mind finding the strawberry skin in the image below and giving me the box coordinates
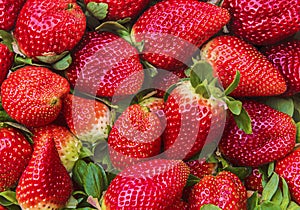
[102,159,190,209]
[219,100,296,167]
[0,43,14,86]
[189,171,247,210]
[1,66,70,127]
[0,0,26,31]
[222,0,300,45]
[14,0,86,59]
[275,148,300,205]
[185,159,217,179]
[0,127,32,192]
[131,0,230,71]
[261,39,300,96]
[244,168,263,193]
[16,131,72,209]
[65,31,144,97]
[201,35,287,97]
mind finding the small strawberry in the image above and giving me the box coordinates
[0,127,32,192]
[185,159,217,179]
[0,43,14,86]
[1,66,70,127]
[16,130,72,209]
[62,94,112,144]
[32,124,82,172]
[219,100,296,167]
[13,0,86,60]
[108,104,162,170]
[222,0,300,45]
[261,39,300,96]
[0,0,26,31]
[189,171,247,210]
[201,35,287,97]
[65,31,144,98]
[102,159,190,209]
[275,147,300,205]
[244,168,264,193]
[131,0,230,70]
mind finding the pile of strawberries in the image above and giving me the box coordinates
[0,0,299,209]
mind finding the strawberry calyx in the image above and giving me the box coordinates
[86,2,108,21]
[0,30,13,52]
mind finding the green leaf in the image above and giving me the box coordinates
[0,191,18,206]
[200,204,222,210]
[287,201,300,210]
[296,122,300,143]
[247,191,259,210]
[14,55,33,66]
[267,162,275,178]
[281,177,291,210]
[226,98,242,115]
[224,70,240,96]
[271,188,283,206]
[0,110,14,122]
[3,122,33,135]
[83,163,106,199]
[223,165,251,180]
[72,160,88,187]
[64,196,78,209]
[0,30,14,51]
[260,201,281,210]
[96,21,131,43]
[87,2,108,20]
[52,53,72,70]
[185,174,201,187]
[190,61,214,88]
[195,82,210,98]
[36,51,69,64]
[79,146,94,159]
[264,97,294,117]
[261,173,279,202]
[233,107,252,134]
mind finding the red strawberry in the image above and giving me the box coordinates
[32,124,82,172]
[16,130,72,209]
[244,168,264,193]
[275,147,300,205]
[62,94,112,144]
[108,104,162,170]
[222,0,300,45]
[139,96,166,124]
[0,43,14,86]
[261,39,300,96]
[219,100,296,167]
[0,0,26,31]
[201,35,287,97]
[166,199,189,210]
[102,159,190,209]
[185,159,217,179]
[84,0,150,21]
[1,66,70,127]
[13,0,86,60]
[0,205,6,210]
[131,0,230,71]
[189,171,247,210]
[65,31,144,98]
[0,127,32,192]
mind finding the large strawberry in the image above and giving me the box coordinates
[0,127,32,192]
[102,159,190,209]
[201,35,287,97]
[16,130,72,209]
[1,66,70,127]
[65,31,144,98]
[275,147,300,205]
[222,0,300,45]
[0,43,14,86]
[13,0,86,60]
[0,0,26,31]
[189,171,247,210]
[261,39,300,96]
[219,100,296,167]
[131,0,230,71]
[108,104,162,170]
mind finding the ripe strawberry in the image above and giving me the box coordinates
[222,0,300,45]
[1,66,70,127]
[0,205,6,210]
[139,96,166,123]
[0,127,32,192]
[108,104,162,170]
[244,168,263,193]
[65,31,144,98]
[219,100,296,167]
[261,39,300,96]
[275,147,300,205]
[84,0,150,21]
[32,124,82,172]
[16,131,72,209]
[189,171,247,210]
[13,0,86,59]
[62,94,112,144]
[102,159,190,209]
[0,43,14,86]
[166,199,188,210]
[131,0,230,71]
[201,35,287,97]
[0,0,26,31]
[185,159,217,179]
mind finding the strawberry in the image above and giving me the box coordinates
[261,39,300,96]
[139,96,165,121]
[1,66,70,127]
[0,205,6,210]
[32,124,82,172]
[13,0,86,60]
[185,159,217,179]
[275,147,300,205]
[219,100,296,167]
[244,168,263,193]
[201,35,287,97]
[189,171,247,210]
[0,0,26,31]
[102,159,190,209]
[131,0,230,71]
[65,31,144,98]
[222,0,300,45]
[0,127,32,192]
[0,43,14,86]
[166,199,189,210]
[108,104,162,170]
[16,130,72,209]
[62,94,112,144]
